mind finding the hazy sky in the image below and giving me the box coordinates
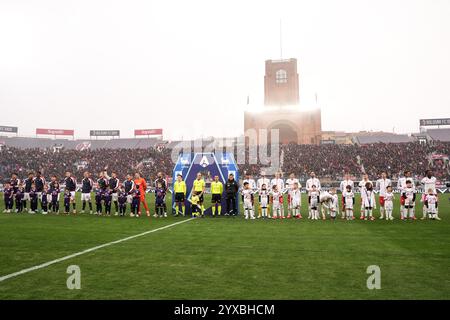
[0,0,449,140]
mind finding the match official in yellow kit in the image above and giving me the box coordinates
[193,172,206,216]
[173,174,186,216]
[210,175,223,216]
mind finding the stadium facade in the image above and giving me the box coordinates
[244,58,322,145]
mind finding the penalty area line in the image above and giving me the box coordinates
[0,218,195,283]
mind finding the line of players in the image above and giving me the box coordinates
[236,170,440,221]
[2,170,168,218]
[2,169,441,220]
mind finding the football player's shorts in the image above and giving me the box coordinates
[379,196,385,206]
[344,202,354,210]
[291,199,301,208]
[175,192,185,202]
[112,192,118,202]
[81,193,91,201]
[23,193,31,201]
[211,194,221,203]
[421,193,427,202]
[70,191,76,200]
[385,201,393,210]
[243,200,253,209]
[260,198,268,208]
[272,202,281,210]
[198,194,204,203]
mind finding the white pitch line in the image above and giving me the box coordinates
[0,218,195,283]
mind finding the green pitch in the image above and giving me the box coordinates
[0,192,449,300]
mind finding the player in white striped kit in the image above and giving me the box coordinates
[270,185,283,219]
[340,173,354,219]
[424,188,438,220]
[376,172,391,220]
[241,182,255,220]
[358,174,372,220]
[258,184,270,219]
[384,186,395,221]
[271,172,285,218]
[309,185,320,220]
[343,185,355,220]
[289,182,302,219]
[320,188,339,220]
[286,173,300,218]
[257,172,271,218]
[306,172,321,219]
[420,170,440,220]
[401,179,416,220]
[397,170,415,219]
[361,182,376,220]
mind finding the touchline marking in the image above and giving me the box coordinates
[0,218,195,283]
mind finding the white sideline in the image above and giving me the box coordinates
[0,218,194,283]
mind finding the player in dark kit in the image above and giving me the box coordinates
[154,172,168,215]
[41,185,49,214]
[3,182,14,213]
[81,171,94,214]
[23,172,34,212]
[104,188,113,216]
[117,186,128,216]
[155,182,166,218]
[33,171,46,212]
[49,183,60,214]
[95,189,103,215]
[123,174,136,214]
[29,183,38,214]
[97,172,109,191]
[131,188,141,217]
[10,173,20,212]
[64,171,77,214]
[15,185,24,213]
[63,190,71,214]
[107,171,120,215]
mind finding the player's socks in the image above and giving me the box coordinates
[218,205,221,216]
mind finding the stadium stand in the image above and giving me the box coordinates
[353,132,414,145]
[1,141,449,183]
[425,128,450,142]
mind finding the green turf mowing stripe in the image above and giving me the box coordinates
[0,218,194,283]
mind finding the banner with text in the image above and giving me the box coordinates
[134,129,163,136]
[0,126,18,133]
[420,118,450,126]
[90,130,120,137]
[36,128,74,136]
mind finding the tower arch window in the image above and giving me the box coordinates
[275,69,287,84]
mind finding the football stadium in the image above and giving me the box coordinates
[1,0,449,314]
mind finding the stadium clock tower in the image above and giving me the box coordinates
[244,58,322,145]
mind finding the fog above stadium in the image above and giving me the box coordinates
[0,0,449,140]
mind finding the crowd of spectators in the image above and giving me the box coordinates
[1,141,449,184]
[281,141,450,181]
[0,147,173,183]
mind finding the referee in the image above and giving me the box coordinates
[192,172,206,216]
[210,175,223,216]
[173,174,186,216]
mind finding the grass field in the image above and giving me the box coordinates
[0,192,449,300]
